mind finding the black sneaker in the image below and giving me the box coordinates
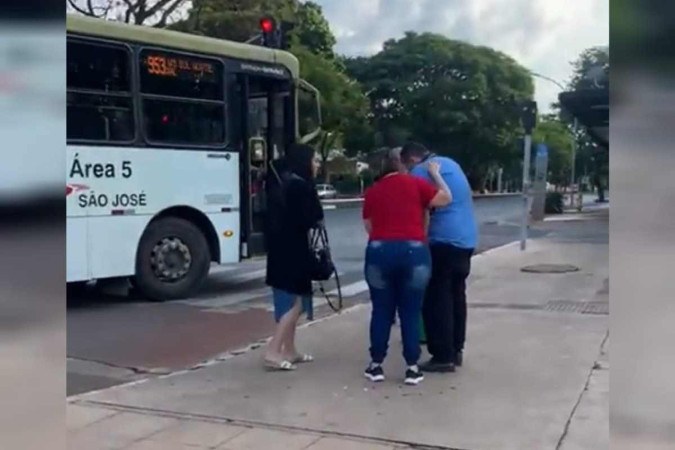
[364,364,385,382]
[404,366,424,385]
[419,358,455,373]
[455,350,463,367]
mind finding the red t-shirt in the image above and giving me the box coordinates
[363,173,438,241]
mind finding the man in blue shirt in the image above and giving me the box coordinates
[401,142,477,373]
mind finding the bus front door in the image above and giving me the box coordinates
[238,75,293,258]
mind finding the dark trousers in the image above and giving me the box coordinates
[365,241,431,366]
[423,243,473,363]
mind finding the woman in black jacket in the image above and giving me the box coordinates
[264,144,323,370]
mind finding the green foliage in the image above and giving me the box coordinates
[533,116,574,187]
[345,32,534,189]
[545,192,565,214]
[360,169,375,186]
[292,2,336,59]
[170,0,297,41]
[553,46,609,195]
[170,0,335,57]
[293,47,370,138]
[332,173,372,196]
[568,46,609,91]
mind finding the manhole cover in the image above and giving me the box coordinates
[521,264,580,273]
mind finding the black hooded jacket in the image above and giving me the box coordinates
[264,159,324,295]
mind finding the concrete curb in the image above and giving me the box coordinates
[322,193,521,209]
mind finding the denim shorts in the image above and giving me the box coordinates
[271,288,313,323]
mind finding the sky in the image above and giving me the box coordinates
[313,0,609,112]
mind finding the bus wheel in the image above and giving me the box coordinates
[134,217,210,301]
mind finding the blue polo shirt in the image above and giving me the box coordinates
[411,155,478,249]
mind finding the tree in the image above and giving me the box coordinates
[293,46,372,171]
[169,0,297,42]
[67,0,189,27]
[315,130,338,182]
[569,46,609,91]
[292,2,336,60]
[170,0,336,58]
[555,46,609,200]
[345,32,534,189]
[532,116,574,188]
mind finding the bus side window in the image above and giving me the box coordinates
[138,49,226,148]
[66,39,134,143]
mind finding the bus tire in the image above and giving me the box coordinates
[134,217,210,301]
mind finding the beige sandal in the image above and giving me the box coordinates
[264,359,296,371]
[292,354,314,364]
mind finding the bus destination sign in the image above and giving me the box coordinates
[143,53,215,78]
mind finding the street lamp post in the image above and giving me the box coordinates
[529,71,578,207]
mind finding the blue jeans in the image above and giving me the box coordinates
[271,288,313,323]
[365,240,431,366]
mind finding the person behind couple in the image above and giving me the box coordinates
[362,148,452,385]
[263,144,323,371]
[401,142,478,373]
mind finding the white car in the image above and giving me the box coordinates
[316,184,337,199]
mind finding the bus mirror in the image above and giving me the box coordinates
[297,79,321,144]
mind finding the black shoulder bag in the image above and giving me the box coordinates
[310,223,343,313]
[309,224,335,281]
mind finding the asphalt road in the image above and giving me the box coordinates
[67,195,546,397]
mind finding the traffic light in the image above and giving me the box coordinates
[519,100,538,133]
[260,17,278,48]
[279,21,296,50]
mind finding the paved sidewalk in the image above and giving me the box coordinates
[68,404,407,449]
[69,210,608,450]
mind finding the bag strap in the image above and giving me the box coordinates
[269,160,283,185]
[310,224,331,255]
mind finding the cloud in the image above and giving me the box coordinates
[315,0,609,111]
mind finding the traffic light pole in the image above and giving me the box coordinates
[518,100,537,251]
[570,118,578,208]
[520,133,532,251]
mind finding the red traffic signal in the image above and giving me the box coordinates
[260,17,279,47]
[260,17,276,34]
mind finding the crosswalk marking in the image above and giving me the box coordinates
[329,280,369,298]
[210,268,352,286]
[228,268,267,283]
[191,280,369,311]
[208,265,243,275]
[181,287,270,308]
[177,266,370,311]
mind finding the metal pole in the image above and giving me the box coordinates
[570,118,578,208]
[520,134,532,251]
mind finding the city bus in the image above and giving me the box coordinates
[66,15,321,300]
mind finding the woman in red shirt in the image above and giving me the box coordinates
[362,149,451,385]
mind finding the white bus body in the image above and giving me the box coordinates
[66,146,240,282]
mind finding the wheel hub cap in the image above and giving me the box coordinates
[151,237,192,282]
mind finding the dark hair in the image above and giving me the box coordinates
[400,141,430,163]
[285,143,316,180]
[378,148,402,178]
